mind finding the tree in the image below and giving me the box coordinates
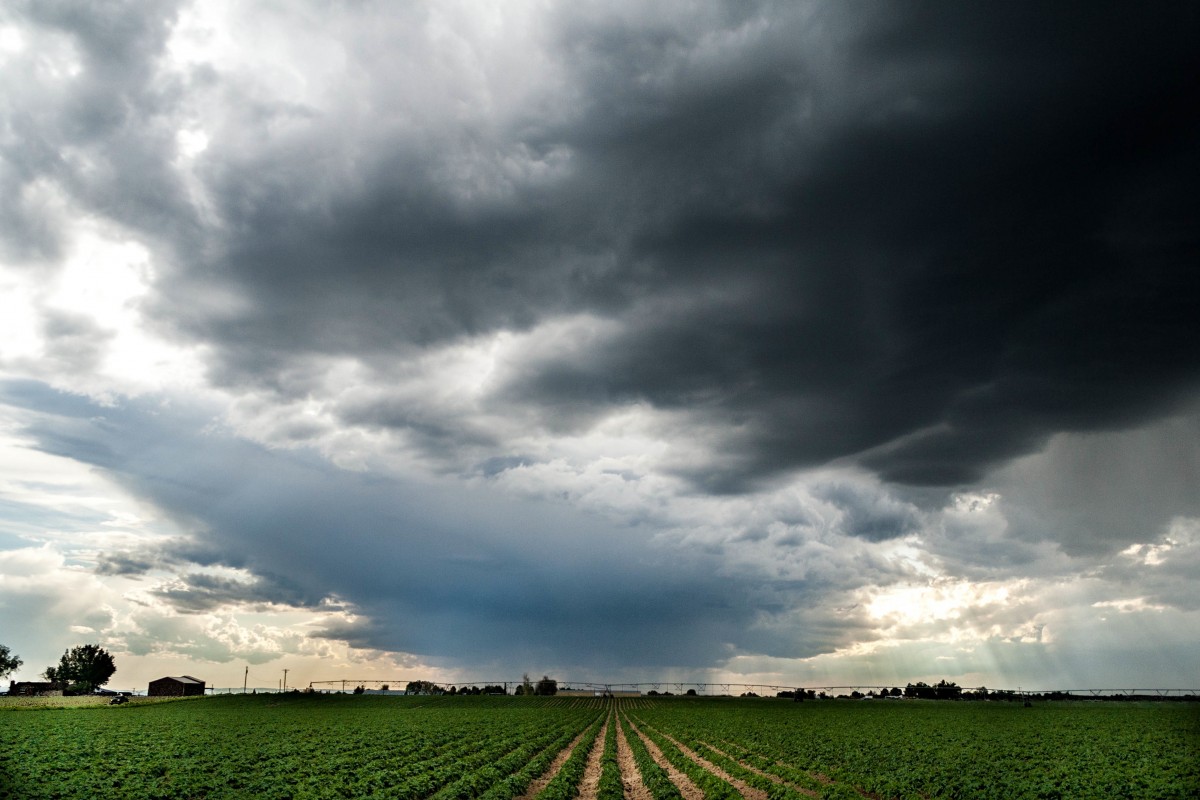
[905,680,961,700]
[534,675,557,696]
[405,680,441,695]
[934,680,961,700]
[0,644,21,679]
[44,644,116,694]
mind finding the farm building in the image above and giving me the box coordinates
[148,675,206,697]
[7,681,60,696]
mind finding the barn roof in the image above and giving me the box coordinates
[155,675,204,684]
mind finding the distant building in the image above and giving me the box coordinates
[8,681,60,696]
[148,676,206,697]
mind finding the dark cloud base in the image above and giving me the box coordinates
[3,381,874,671]
[6,2,1199,492]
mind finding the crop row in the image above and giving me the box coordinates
[0,694,601,799]
[619,712,682,800]
[633,698,1200,799]
[633,716,823,800]
[530,714,605,800]
[595,711,623,800]
[3,694,1196,799]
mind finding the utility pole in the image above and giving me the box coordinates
[243,666,248,694]
[283,669,289,691]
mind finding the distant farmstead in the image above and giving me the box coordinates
[8,681,60,696]
[148,676,206,697]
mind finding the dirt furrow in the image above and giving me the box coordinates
[576,715,610,800]
[623,716,703,800]
[516,725,593,800]
[699,742,819,798]
[640,726,765,800]
[616,714,654,800]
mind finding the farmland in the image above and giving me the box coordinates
[1,694,1196,799]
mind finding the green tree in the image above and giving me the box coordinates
[934,679,961,700]
[534,675,557,696]
[0,644,21,679]
[404,680,442,695]
[43,644,116,694]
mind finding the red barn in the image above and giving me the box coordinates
[148,675,206,697]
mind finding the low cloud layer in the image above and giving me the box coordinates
[1,1,1198,688]
[4,380,1197,686]
[0,382,906,671]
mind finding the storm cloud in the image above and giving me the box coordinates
[1,1,1198,688]
[7,1,1197,491]
[1,380,891,671]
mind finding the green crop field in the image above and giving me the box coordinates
[1,693,1196,799]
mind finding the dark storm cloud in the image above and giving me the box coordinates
[988,412,1200,557]
[3,381,874,669]
[499,1,1200,490]
[94,552,160,576]
[6,1,1200,690]
[809,481,921,542]
[7,1,1200,497]
[150,571,320,613]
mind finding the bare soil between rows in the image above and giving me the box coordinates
[615,715,653,800]
[645,726,767,800]
[516,723,594,800]
[700,741,820,798]
[576,715,610,800]
[623,714,703,800]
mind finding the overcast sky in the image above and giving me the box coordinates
[2,1,1198,693]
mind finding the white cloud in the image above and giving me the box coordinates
[1092,597,1168,614]
[0,545,122,671]
[0,216,207,400]
[0,420,170,550]
[864,578,1032,631]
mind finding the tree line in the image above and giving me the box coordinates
[391,674,558,696]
